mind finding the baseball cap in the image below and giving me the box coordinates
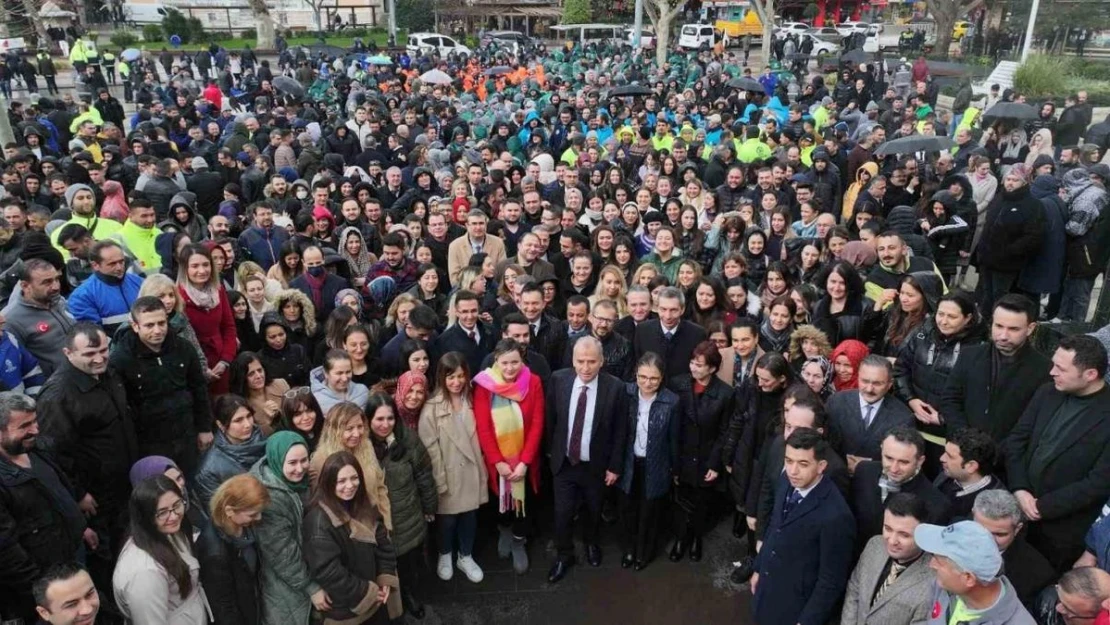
[914,521,1002,582]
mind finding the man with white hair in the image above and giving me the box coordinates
[971,490,1056,606]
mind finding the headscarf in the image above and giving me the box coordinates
[265,431,309,492]
[803,355,836,397]
[830,339,871,391]
[840,241,878,270]
[129,455,180,487]
[394,371,427,431]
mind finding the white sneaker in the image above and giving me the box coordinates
[436,553,453,581]
[456,554,484,583]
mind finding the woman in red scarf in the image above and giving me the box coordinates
[830,339,871,391]
[394,371,427,431]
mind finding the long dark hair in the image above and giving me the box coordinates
[128,475,193,597]
[433,351,471,401]
[309,450,378,525]
[229,351,268,397]
[279,388,325,443]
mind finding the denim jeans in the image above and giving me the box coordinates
[437,509,477,556]
[1059,276,1096,321]
[0,80,11,99]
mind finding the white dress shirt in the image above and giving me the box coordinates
[634,393,656,458]
[859,395,885,429]
[567,376,599,462]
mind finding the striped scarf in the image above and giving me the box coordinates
[473,364,532,516]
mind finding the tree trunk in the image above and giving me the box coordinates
[655,9,672,67]
[927,0,958,59]
[21,0,50,45]
[247,0,276,50]
[748,0,775,67]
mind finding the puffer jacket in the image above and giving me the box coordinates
[1063,168,1110,278]
[193,427,267,512]
[250,458,319,625]
[373,420,437,556]
[144,174,183,221]
[974,185,1045,273]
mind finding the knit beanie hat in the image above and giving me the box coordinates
[64,183,94,208]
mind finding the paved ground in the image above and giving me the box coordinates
[411,513,753,624]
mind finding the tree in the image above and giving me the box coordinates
[3,0,51,46]
[923,0,986,58]
[746,0,776,68]
[303,0,328,33]
[245,0,276,50]
[642,0,684,66]
[562,0,591,25]
[395,0,435,32]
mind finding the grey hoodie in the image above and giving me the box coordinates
[925,577,1036,625]
[309,365,370,415]
[6,295,76,378]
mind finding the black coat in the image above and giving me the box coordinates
[671,375,736,486]
[727,385,784,506]
[613,312,656,343]
[1006,384,1110,567]
[290,273,348,325]
[258,342,311,388]
[109,328,212,447]
[633,319,707,383]
[849,460,951,544]
[751,434,851,538]
[753,473,856,625]
[186,170,226,219]
[618,384,680,500]
[432,322,497,380]
[545,369,628,478]
[811,296,871,347]
[35,360,136,516]
[827,390,914,461]
[564,330,633,379]
[529,315,567,371]
[196,523,263,625]
[939,343,1050,444]
[975,185,1045,273]
[893,319,983,415]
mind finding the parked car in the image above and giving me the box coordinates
[836,21,871,37]
[678,23,717,49]
[806,26,843,42]
[625,25,656,48]
[775,22,810,39]
[480,30,534,52]
[406,32,472,56]
[803,33,840,56]
[952,20,973,40]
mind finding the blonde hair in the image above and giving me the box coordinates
[209,473,270,536]
[311,402,393,529]
[591,265,629,316]
[385,292,419,327]
[788,325,833,362]
[457,267,484,294]
[236,261,266,289]
[632,263,659,286]
[139,273,184,314]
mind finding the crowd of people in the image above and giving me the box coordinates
[4,26,1110,625]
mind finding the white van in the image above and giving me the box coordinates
[406,33,472,57]
[678,24,716,49]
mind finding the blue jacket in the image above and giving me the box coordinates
[67,272,144,335]
[238,224,290,271]
[617,383,680,499]
[754,473,856,625]
[0,331,45,396]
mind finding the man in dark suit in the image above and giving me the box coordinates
[841,493,935,625]
[827,355,914,474]
[479,312,551,379]
[614,286,657,342]
[751,428,856,625]
[633,286,706,383]
[850,426,951,545]
[518,283,566,368]
[971,489,1057,607]
[563,299,632,378]
[545,336,627,583]
[940,294,1050,446]
[498,232,556,281]
[431,290,495,376]
[1006,335,1110,572]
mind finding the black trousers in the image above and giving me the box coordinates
[553,461,604,559]
[396,548,423,603]
[619,458,665,561]
[673,483,712,540]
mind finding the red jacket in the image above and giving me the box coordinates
[203,84,222,111]
[179,284,238,395]
[473,373,545,495]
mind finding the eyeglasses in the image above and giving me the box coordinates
[284,386,311,399]
[591,316,617,326]
[155,499,188,522]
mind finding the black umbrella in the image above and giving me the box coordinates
[609,84,653,97]
[839,49,873,65]
[484,66,513,76]
[727,76,764,91]
[273,76,305,97]
[308,44,347,59]
[981,102,1040,123]
[875,135,954,156]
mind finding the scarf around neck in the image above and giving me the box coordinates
[181,281,220,311]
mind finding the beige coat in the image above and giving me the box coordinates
[447,234,506,286]
[418,393,489,515]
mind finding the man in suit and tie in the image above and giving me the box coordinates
[827,355,914,474]
[614,286,657,342]
[432,290,496,376]
[841,493,935,625]
[851,426,951,544]
[1006,335,1110,572]
[751,428,855,625]
[546,336,628,583]
[633,286,706,383]
[480,313,552,379]
[517,283,566,369]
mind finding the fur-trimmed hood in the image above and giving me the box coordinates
[273,288,317,336]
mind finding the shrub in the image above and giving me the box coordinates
[161,8,192,43]
[348,27,369,38]
[562,0,591,24]
[1014,55,1069,98]
[142,24,163,42]
[240,28,258,40]
[110,31,139,48]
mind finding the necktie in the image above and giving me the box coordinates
[467,329,476,343]
[863,403,875,428]
[531,323,539,339]
[782,488,803,520]
[873,560,907,606]
[568,385,588,465]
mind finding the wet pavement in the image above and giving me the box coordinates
[409,512,753,624]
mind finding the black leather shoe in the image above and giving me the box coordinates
[634,559,649,571]
[732,511,747,539]
[548,557,575,583]
[668,539,686,562]
[621,552,635,569]
[403,594,425,620]
[689,537,703,562]
[730,557,755,584]
[586,544,602,567]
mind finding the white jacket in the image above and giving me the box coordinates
[113,535,210,625]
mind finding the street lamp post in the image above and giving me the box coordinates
[1020,0,1039,61]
